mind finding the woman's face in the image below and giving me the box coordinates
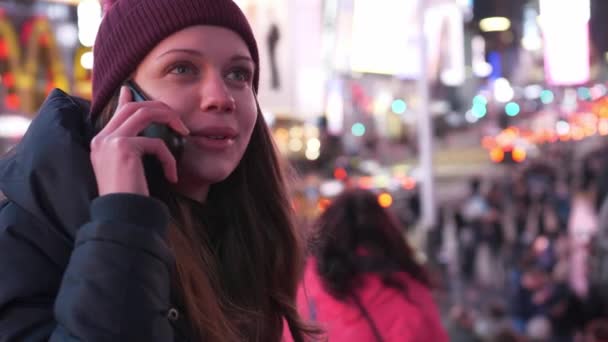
[132,25,257,200]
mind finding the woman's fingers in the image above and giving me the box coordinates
[112,107,189,138]
[131,137,179,183]
[98,87,187,137]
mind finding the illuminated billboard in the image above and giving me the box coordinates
[540,0,590,85]
[346,0,465,85]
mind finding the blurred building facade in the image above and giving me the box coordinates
[1,0,608,180]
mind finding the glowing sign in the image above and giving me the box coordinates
[0,15,70,113]
[540,0,590,85]
[349,0,465,83]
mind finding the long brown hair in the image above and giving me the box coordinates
[96,94,317,341]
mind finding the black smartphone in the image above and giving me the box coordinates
[124,81,185,198]
[124,80,185,159]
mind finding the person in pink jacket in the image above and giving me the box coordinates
[294,189,448,342]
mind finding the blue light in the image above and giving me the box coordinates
[352,123,366,137]
[472,95,488,107]
[577,87,591,100]
[540,90,554,104]
[472,104,487,118]
[505,102,520,116]
[391,99,407,114]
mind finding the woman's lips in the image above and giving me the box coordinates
[189,126,237,150]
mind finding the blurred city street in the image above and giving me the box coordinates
[3,0,608,341]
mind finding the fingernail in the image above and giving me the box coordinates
[181,123,190,135]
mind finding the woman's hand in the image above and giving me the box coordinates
[90,86,189,196]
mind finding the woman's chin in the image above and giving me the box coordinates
[198,166,235,183]
[176,167,234,191]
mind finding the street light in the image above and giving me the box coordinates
[479,17,511,32]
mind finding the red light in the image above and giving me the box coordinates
[334,167,348,180]
[0,40,7,59]
[46,82,56,95]
[2,73,15,88]
[39,35,48,47]
[402,177,416,190]
[318,198,331,212]
[21,21,33,45]
[5,93,20,109]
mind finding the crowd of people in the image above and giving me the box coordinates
[437,140,608,342]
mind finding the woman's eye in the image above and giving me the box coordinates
[226,68,252,82]
[170,64,196,75]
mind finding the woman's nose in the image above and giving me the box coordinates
[199,72,236,113]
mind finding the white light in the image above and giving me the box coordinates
[289,126,304,138]
[288,139,303,152]
[427,3,466,86]
[326,88,344,135]
[556,120,570,135]
[522,7,542,51]
[540,0,590,25]
[350,0,420,76]
[562,88,578,112]
[45,3,70,20]
[471,36,493,77]
[465,110,478,123]
[524,85,543,99]
[479,17,511,32]
[540,0,591,85]
[319,180,345,197]
[80,51,94,70]
[473,62,493,78]
[446,112,465,126]
[55,23,79,47]
[494,78,514,103]
[430,100,450,114]
[44,0,83,4]
[232,0,248,10]
[373,91,393,114]
[307,138,321,151]
[262,110,275,127]
[522,35,542,51]
[591,84,607,99]
[441,69,464,86]
[77,0,102,48]
[0,115,32,139]
[304,124,320,138]
[305,149,320,160]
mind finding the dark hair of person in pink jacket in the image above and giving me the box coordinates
[296,189,449,342]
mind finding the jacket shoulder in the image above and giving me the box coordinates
[0,199,72,274]
[40,89,91,116]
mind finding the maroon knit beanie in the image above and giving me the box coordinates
[90,0,259,117]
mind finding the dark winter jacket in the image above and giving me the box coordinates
[0,89,188,341]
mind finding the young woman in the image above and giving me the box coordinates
[296,189,448,342]
[0,0,314,340]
